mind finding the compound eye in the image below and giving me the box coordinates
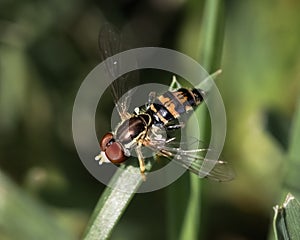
[106,142,127,163]
[100,133,114,151]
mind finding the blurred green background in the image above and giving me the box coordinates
[1,0,300,239]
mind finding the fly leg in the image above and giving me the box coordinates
[169,75,182,91]
[135,144,146,181]
[166,122,185,130]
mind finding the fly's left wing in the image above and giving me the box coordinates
[98,22,139,120]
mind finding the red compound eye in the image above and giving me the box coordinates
[100,133,114,151]
[105,142,127,163]
[99,132,127,163]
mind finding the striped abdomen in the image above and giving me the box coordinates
[146,88,205,125]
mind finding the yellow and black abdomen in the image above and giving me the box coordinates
[146,88,205,126]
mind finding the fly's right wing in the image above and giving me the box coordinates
[160,142,235,182]
[147,131,235,182]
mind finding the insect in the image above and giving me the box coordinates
[95,23,234,182]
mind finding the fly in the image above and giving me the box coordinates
[95,23,234,182]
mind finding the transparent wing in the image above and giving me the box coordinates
[163,146,234,182]
[147,132,235,182]
[98,22,138,120]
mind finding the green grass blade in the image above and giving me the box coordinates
[82,165,145,240]
[181,0,225,237]
[166,175,190,240]
[167,0,225,240]
[178,174,201,240]
[283,97,300,200]
[269,98,300,240]
[200,0,225,71]
[273,193,300,240]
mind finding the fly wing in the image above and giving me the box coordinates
[98,22,138,120]
[148,136,235,182]
[178,154,235,182]
[164,147,234,182]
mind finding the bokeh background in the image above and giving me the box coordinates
[1,0,300,239]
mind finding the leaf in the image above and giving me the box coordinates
[82,165,145,240]
[273,193,300,240]
[271,96,300,239]
[167,0,226,240]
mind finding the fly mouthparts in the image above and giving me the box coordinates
[95,153,103,165]
[95,154,101,161]
[95,152,111,165]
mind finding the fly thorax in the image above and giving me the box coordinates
[115,116,148,148]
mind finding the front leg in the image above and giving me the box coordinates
[135,144,146,181]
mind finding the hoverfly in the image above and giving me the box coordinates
[95,23,234,182]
